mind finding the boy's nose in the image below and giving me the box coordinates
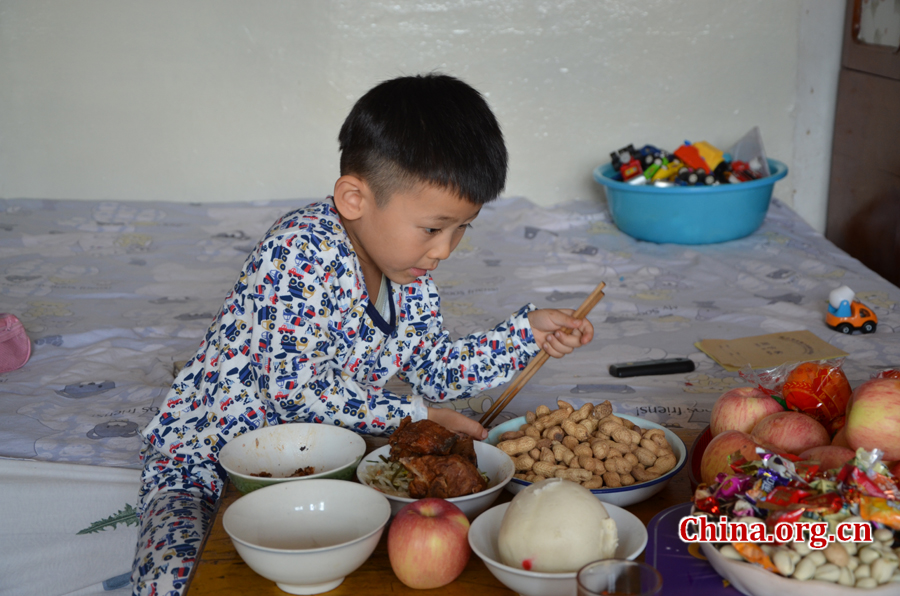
[428,237,454,261]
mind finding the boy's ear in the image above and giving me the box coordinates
[333,175,373,221]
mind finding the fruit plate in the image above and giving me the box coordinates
[700,542,899,596]
[688,425,712,491]
[487,414,686,507]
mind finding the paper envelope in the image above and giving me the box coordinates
[695,330,848,372]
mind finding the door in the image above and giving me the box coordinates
[826,0,900,287]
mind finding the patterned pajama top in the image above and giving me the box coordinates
[131,199,539,595]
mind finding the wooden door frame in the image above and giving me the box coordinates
[842,0,900,79]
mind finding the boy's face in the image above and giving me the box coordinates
[349,183,481,287]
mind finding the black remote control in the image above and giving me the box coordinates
[608,357,695,378]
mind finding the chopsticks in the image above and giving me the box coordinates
[479,281,606,428]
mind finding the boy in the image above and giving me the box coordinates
[131,73,594,595]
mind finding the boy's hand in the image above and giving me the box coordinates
[427,407,488,440]
[527,308,594,358]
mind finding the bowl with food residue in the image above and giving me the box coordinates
[356,418,515,519]
[220,423,366,494]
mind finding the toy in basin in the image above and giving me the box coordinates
[222,479,390,595]
[218,423,366,494]
[592,158,788,244]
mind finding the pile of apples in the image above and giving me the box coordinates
[700,365,900,484]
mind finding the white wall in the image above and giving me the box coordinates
[0,0,843,231]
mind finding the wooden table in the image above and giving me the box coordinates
[188,428,700,596]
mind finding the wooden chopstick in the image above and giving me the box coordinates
[479,281,606,427]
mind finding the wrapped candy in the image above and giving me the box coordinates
[874,369,900,380]
[693,446,899,541]
[859,496,900,529]
[692,446,900,586]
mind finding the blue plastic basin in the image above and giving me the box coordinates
[592,158,788,244]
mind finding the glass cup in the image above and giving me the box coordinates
[576,559,662,596]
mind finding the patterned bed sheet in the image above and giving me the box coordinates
[2,196,899,470]
[1,195,899,596]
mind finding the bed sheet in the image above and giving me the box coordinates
[2,196,900,468]
[1,195,899,596]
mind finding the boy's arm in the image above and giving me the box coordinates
[396,272,596,402]
[273,359,429,432]
[398,300,542,401]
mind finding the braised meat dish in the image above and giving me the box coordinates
[401,454,487,498]
[388,417,458,459]
[387,417,486,498]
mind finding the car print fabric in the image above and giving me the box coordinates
[131,199,539,595]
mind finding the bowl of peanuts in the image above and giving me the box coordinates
[486,400,687,508]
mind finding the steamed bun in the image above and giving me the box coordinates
[497,478,618,573]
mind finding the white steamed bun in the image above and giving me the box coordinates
[497,478,618,573]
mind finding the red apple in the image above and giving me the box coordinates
[798,445,855,471]
[387,498,470,589]
[845,378,900,460]
[831,426,850,448]
[710,387,784,437]
[700,430,762,485]
[887,461,900,478]
[750,411,830,455]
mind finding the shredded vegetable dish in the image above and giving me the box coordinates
[361,455,413,497]
[361,454,491,498]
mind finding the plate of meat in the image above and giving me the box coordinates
[356,418,515,520]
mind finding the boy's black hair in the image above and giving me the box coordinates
[338,73,507,205]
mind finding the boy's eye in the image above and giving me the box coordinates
[424,228,440,235]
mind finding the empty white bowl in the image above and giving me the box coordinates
[356,440,515,520]
[487,414,686,507]
[222,478,390,595]
[469,501,647,596]
[219,423,366,494]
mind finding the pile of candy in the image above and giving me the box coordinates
[694,447,900,588]
[609,141,767,187]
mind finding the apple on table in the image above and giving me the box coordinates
[798,445,856,471]
[709,386,784,437]
[844,377,900,461]
[387,498,471,590]
[699,430,763,485]
[750,411,830,456]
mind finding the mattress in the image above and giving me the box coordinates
[1,195,898,595]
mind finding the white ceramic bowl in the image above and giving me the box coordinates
[700,542,899,596]
[469,501,647,596]
[223,478,390,595]
[356,441,515,520]
[219,423,366,494]
[487,414,686,507]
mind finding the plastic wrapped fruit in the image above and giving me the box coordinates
[780,362,851,435]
